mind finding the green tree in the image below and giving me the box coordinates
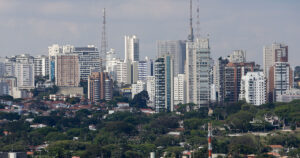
[130,90,149,108]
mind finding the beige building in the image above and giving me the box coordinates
[55,54,80,87]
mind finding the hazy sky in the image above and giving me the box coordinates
[0,0,299,67]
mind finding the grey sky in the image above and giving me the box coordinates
[0,0,299,67]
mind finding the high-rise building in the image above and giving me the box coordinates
[277,88,300,103]
[0,61,5,77]
[115,61,130,85]
[239,72,267,106]
[185,38,211,107]
[174,74,186,105]
[125,35,139,62]
[138,57,154,81]
[48,44,63,81]
[146,76,155,107]
[294,66,300,88]
[14,62,35,89]
[34,55,49,77]
[73,45,100,81]
[213,57,229,103]
[224,62,259,102]
[155,54,174,112]
[228,50,246,63]
[55,54,80,87]
[268,62,293,102]
[131,80,146,98]
[263,43,288,79]
[157,40,186,75]
[88,72,113,102]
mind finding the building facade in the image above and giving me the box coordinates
[34,55,49,77]
[174,74,185,105]
[268,62,293,102]
[240,72,267,106]
[131,80,146,98]
[125,35,139,62]
[185,38,211,107]
[73,46,100,81]
[88,72,113,102]
[224,62,259,103]
[146,76,155,107]
[155,54,174,112]
[157,40,186,75]
[55,54,80,87]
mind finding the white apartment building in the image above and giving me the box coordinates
[14,62,35,89]
[34,55,49,77]
[131,80,146,98]
[146,76,155,107]
[174,74,185,105]
[240,72,266,106]
[138,57,153,81]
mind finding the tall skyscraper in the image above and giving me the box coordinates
[73,45,100,81]
[157,40,186,75]
[213,57,229,103]
[263,43,288,79]
[88,72,113,103]
[185,38,211,107]
[174,74,186,105]
[155,54,174,112]
[125,35,139,62]
[268,62,293,102]
[240,72,267,106]
[55,54,80,87]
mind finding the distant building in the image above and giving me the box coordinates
[14,62,35,89]
[294,66,300,88]
[277,88,300,102]
[34,55,49,77]
[240,72,267,106]
[268,62,293,102]
[146,76,155,107]
[0,77,17,96]
[224,62,260,103]
[125,35,139,62]
[73,45,100,81]
[138,57,154,81]
[185,38,211,107]
[55,54,80,87]
[263,43,288,80]
[131,80,146,98]
[155,54,174,112]
[213,57,229,103]
[174,74,185,105]
[227,50,246,63]
[157,40,186,75]
[88,72,113,103]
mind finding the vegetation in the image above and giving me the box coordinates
[0,100,299,157]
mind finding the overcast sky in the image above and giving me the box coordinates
[0,0,299,67]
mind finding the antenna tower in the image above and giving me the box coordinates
[208,122,212,158]
[100,8,107,71]
[188,0,194,42]
[196,0,200,39]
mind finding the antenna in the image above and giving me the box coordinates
[188,0,194,42]
[100,8,107,72]
[196,0,200,39]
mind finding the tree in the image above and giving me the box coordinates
[130,90,149,108]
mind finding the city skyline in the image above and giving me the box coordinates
[0,0,299,67]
